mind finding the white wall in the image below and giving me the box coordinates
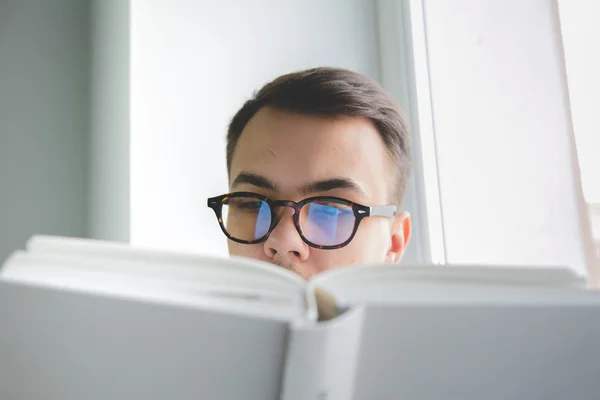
[0,0,89,261]
[422,0,591,275]
[130,0,423,262]
[89,0,130,242]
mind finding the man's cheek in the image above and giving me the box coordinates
[229,242,265,261]
[227,241,247,256]
[352,226,389,262]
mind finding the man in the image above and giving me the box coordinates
[207,67,412,279]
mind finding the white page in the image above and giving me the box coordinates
[25,235,306,291]
[308,264,595,311]
[2,251,308,321]
[23,235,318,318]
[310,263,588,290]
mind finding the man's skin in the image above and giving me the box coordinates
[228,106,412,279]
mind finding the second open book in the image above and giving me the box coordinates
[1,235,600,400]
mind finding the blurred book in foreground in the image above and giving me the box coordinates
[1,235,600,400]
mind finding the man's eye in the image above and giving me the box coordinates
[237,201,263,211]
[312,201,352,213]
[311,204,342,216]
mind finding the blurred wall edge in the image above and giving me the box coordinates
[0,0,91,261]
[89,0,130,242]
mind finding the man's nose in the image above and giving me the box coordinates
[263,207,309,263]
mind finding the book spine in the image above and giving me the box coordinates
[279,306,365,400]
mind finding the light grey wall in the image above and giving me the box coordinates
[89,0,129,242]
[0,0,90,261]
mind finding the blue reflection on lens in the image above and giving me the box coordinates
[307,203,353,245]
[254,202,271,239]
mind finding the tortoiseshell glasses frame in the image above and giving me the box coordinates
[207,191,397,250]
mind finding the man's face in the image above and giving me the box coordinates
[228,107,411,278]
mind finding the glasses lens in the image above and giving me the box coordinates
[222,196,272,241]
[299,200,356,246]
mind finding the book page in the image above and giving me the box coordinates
[309,264,593,314]
[25,235,307,292]
[1,245,316,322]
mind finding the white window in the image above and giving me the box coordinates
[402,0,597,282]
[557,0,600,253]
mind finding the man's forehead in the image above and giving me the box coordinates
[229,107,393,201]
[234,108,381,158]
[239,107,373,143]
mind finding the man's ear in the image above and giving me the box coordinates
[386,211,411,263]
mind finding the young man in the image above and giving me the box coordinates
[208,67,412,279]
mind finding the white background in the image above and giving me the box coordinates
[125,0,595,275]
[420,0,590,275]
[129,0,417,259]
[2,0,595,277]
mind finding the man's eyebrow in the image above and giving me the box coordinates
[231,172,279,191]
[299,178,366,196]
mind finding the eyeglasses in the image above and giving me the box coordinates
[207,192,397,250]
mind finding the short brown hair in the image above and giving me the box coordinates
[226,67,411,205]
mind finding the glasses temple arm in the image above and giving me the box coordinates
[368,205,397,218]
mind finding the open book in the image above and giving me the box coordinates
[1,235,600,400]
